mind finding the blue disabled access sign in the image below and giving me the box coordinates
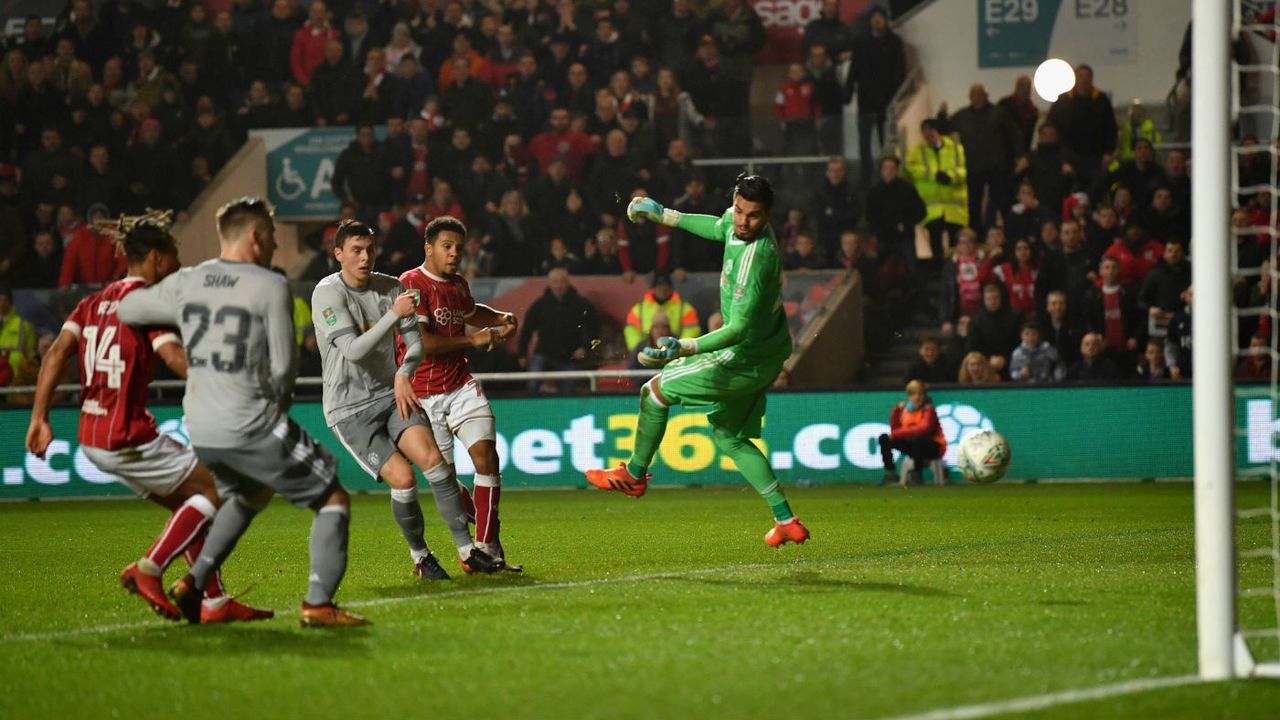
[253,126,385,220]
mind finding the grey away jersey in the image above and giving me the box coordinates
[117,259,297,449]
[311,272,423,426]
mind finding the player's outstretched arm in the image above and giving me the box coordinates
[117,274,180,326]
[626,197,728,242]
[312,283,414,360]
[641,310,749,366]
[25,329,76,459]
[640,256,772,365]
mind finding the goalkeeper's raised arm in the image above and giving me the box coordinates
[627,196,728,242]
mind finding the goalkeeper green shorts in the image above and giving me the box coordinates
[656,353,784,439]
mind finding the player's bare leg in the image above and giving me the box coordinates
[397,425,500,574]
[122,462,270,622]
[463,434,520,572]
[379,449,450,580]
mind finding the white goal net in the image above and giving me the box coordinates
[1215,0,1280,680]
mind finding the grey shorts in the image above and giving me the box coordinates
[330,399,428,479]
[194,418,340,509]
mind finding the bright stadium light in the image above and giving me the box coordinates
[1033,58,1075,102]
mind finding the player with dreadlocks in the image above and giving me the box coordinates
[25,210,273,623]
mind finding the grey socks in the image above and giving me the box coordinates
[424,463,474,556]
[305,504,350,606]
[190,495,263,589]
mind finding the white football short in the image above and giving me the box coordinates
[417,379,495,457]
[81,433,199,499]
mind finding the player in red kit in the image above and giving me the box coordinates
[24,212,271,624]
[400,216,522,572]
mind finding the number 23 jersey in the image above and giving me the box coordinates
[63,277,181,450]
[117,259,298,449]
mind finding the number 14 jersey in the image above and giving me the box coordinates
[63,277,181,450]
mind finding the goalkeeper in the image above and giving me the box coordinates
[585,174,809,547]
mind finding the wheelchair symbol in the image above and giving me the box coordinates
[275,158,307,200]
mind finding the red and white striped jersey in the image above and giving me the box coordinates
[398,266,475,395]
[63,278,180,450]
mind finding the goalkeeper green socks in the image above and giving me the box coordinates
[626,383,669,479]
[712,426,795,522]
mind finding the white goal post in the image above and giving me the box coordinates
[1199,0,1280,681]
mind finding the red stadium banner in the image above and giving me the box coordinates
[751,0,875,64]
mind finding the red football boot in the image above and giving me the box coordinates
[585,464,649,497]
[120,563,181,621]
[764,517,810,548]
[201,597,275,623]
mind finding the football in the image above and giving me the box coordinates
[956,430,1012,484]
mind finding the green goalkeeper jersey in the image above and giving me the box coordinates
[675,208,792,368]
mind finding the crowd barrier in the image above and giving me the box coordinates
[1,384,1245,500]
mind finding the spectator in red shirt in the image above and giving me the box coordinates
[940,228,984,336]
[775,63,818,158]
[426,179,466,224]
[529,106,596,182]
[877,380,946,486]
[989,237,1039,316]
[1103,215,1163,287]
[1084,255,1139,355]
[59,204,125,287]
[291,1,341,87]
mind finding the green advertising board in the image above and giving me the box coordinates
[0,385,1233,500]
[979,0,1137,69]
[254,127,386,220]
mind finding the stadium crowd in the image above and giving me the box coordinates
[0,0,1264,395]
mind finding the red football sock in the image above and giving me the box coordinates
[144,495,214,571]
[182,534,226,600]
[473,478,501,545]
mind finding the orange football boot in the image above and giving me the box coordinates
[585,464,650,497]
[299,603,370,627]
[764,517,810,548]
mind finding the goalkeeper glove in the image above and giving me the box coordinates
[638,336,697,368]
[934,170,952,186]
[627,197,682,227]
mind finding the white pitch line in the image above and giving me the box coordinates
[2,620,162,643]
[343,561,786,610]
[872,675,1203,720]
[0,559,814,643]
[1,527,1181,644]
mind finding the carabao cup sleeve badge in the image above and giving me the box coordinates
[323,307,337,326]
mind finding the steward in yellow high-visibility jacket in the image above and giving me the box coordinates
[0,285,36,389]
[905,120,969,229]
[623,271,701,352]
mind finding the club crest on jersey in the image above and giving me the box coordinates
[434,307,464,327]
[323,307,336,326]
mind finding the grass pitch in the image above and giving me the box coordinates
[2,483,1278,720]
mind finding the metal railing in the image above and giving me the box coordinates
[691,155,837,172]
[0,369,660,402]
